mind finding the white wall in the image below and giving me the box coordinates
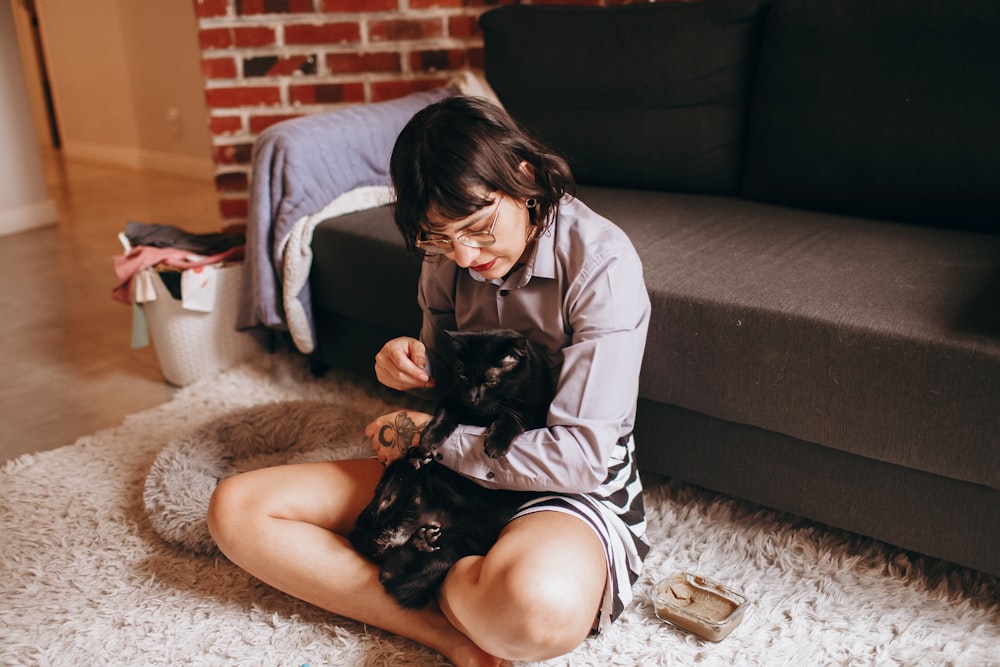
[0,0,57,236]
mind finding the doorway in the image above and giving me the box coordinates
[11,0,60,149]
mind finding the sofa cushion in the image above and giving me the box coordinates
[480,0,770,195]
[743,0,1000,232]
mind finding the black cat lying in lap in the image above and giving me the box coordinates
[349,449,533,608]
[350,329,553,608]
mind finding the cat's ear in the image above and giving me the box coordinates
[499,354,520,371]
[499,338,528,370]
[443,330,465,349]
[509,335,529,359]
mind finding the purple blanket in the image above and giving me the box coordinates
[238,87,453,345]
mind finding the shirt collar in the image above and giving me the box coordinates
[528,218,557,280]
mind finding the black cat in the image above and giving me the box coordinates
[350,329,554,608]
[421,328,553,459]
[349,450,532,608]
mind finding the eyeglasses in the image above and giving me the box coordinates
[415,196,502,255]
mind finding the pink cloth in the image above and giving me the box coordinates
[112,245,245,305]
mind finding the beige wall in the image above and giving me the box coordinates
[28,0,213,179]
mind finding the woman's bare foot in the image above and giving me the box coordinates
[442,638,510,667]
[425,599,508,667]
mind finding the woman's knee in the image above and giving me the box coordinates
[449,514,607,660]
[206,473,261,553]
[448,555,599,661]
[502,564,597,655]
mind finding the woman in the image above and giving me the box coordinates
[208,96,650,666]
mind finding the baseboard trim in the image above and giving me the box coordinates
[0,199,59,237]
[138,150,215,181]
[62,141,214,181]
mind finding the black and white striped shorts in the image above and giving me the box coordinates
[510,433,650,633]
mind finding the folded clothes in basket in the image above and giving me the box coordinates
[123,221,245,254]
[113,245,245,306]
[112,222,246,306]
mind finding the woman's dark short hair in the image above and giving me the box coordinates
[389,96,575,253]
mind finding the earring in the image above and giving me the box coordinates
[525,197,538,209]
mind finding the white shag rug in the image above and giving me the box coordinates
[2,351,998,667]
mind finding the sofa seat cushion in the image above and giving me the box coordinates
[576,185,1000,490]
[480,0,770,195]
[743,0,1000,231]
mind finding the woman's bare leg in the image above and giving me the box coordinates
[206,460,503,667]
[439,511,608,661]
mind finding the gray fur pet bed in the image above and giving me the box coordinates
[143,401,369,555]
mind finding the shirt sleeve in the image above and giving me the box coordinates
[429,239,651,494]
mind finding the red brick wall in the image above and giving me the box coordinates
[192,0,671,223]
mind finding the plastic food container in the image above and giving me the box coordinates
[652,572,748,641]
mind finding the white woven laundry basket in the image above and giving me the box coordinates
[142,263,260,387]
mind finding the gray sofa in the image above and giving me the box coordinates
[302,0,1000,575]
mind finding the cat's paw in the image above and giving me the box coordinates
[419,429,443,451]
[483,436,512,459]
[483,419,521,459]
[412,523,442,552]
[419,418,454,451]
[483,443,505,459]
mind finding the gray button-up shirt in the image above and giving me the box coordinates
[416,195,651,494]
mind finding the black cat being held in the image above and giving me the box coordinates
[349,449,532,608]
[421,328,554,459]
[350,329,554,608]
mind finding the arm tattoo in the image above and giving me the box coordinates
[378,412,424,454]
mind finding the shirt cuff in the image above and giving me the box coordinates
[435,426,525,489]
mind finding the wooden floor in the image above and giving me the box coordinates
[0,151,224,463]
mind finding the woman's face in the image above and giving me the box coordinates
[423,193,533,281]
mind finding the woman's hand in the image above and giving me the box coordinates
[365,410,433,465]
[374,337,436,391]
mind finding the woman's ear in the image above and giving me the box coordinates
[518,160,535,178]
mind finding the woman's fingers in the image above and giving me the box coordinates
[374,337,434,390]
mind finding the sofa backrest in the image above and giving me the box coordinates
[742,0,1000,232]
[480,0,770,196]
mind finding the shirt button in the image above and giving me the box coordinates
[499,289,509,297]
[486,471,495,480]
